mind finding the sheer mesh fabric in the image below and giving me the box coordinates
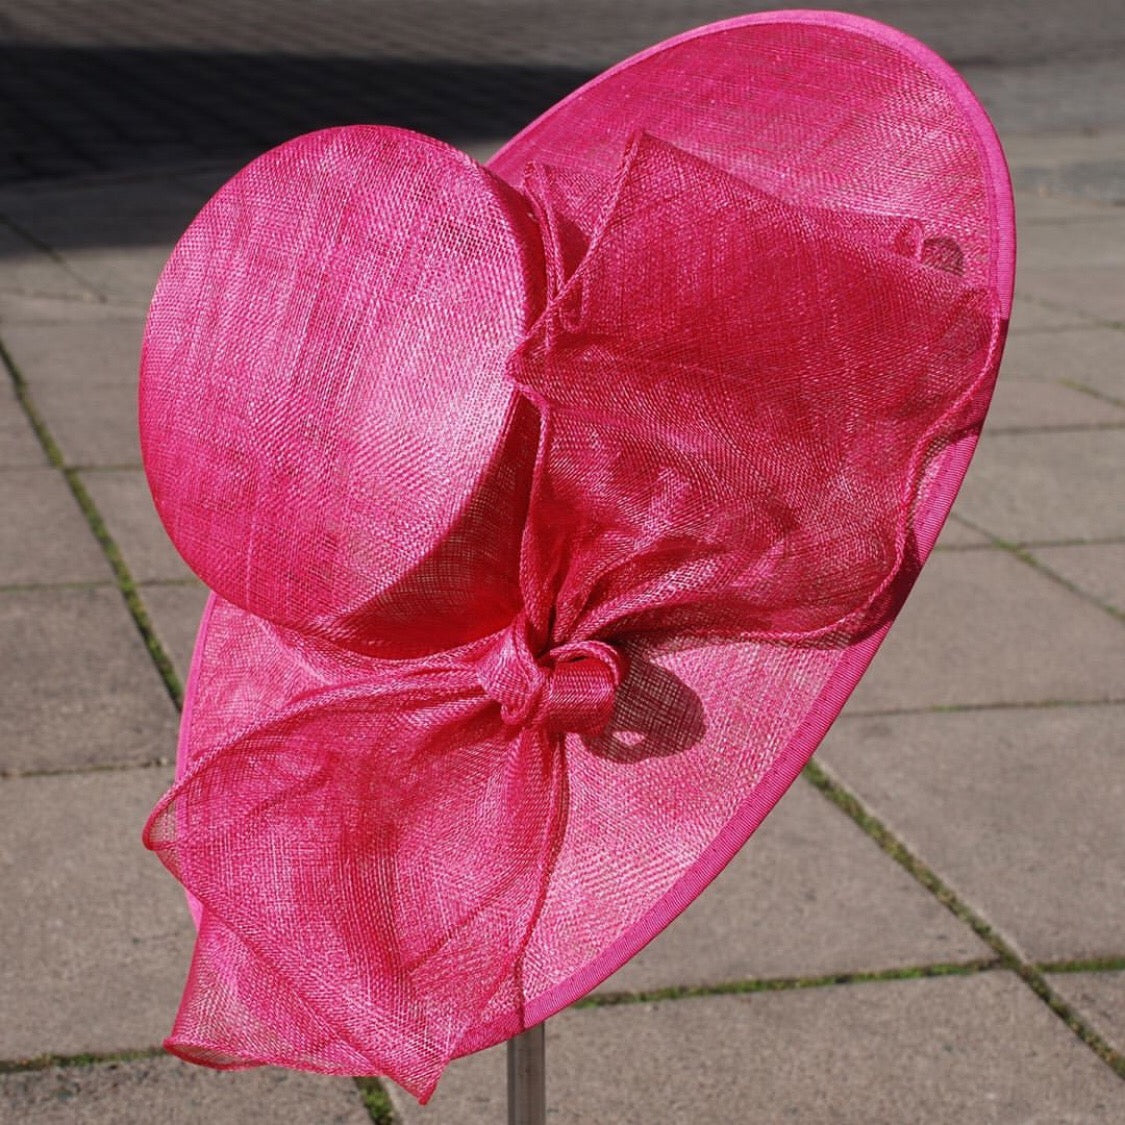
[139,14,1013,1102]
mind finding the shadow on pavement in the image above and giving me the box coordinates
[0,44,596,184]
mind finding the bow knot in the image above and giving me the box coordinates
[474,615,626,735]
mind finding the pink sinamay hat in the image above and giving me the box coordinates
[139,9,1014,1102]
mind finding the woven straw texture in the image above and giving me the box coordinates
[139,12,1014,1102]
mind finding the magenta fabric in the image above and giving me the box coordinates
[139,11,1014,1102]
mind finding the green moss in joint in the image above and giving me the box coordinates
[355,1076,397,1124]
[0,1047,165,1074]
[576,959,999,1010]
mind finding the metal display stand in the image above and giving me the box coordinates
[507,1024,546,1125]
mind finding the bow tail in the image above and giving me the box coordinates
[166,909,376,1072]
[144,694,567,1101]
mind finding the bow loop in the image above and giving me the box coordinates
[509,133,998,646]
[474,614,626,735]
[144,621,570,1102]
[538,639,625,736]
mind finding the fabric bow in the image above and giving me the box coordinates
[141,129,1003,1100]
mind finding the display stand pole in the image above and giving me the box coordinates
[507,1023,546,1125]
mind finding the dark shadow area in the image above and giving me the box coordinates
[330,397,542,659]
[583,650,706,764]
[0,44,596,185]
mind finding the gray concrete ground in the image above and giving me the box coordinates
[1,2,1123,1122]
[1,0,1124,182]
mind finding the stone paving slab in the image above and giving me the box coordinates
[0,229,97,304]
[1,318,144,386]
[0,767,193,1059]
[1048,970,1125,1057]
[31,383,142,467]
[819,704,1125,962]
[0,186,196,305]
[984,375,1124,431]
[1015,214,1125,271]
[999,327,1125,400]
[0,182,204,306]
[1012,190,1113,223]
[1031,543,1125,614]
[0,382,47,468]
[845,549,1125,713]
[0,468,112,585]
[599,777,988,995]
[0,178,213,249]
[137,582,210,683]
[0,1056,370,1125]
[53,246,170,307]
[0,587,179,774]
[1003,130,1125,172]
[80,471,192,581]
[1017,265,1125,324]
[0,294,145,329]
[391,973,1125,1123]
[1006,295,1102,334]
[954,429,1124,544]
[964,57,1125,138]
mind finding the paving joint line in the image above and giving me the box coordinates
[0,578,116,594]
[72,462,146,473]
[0,1046,397,1125]
[931,538,1125,553]
[944,516,1125,551]
[802,757,1125,1081]
[0,1046,165,1076]
[977,534,1125,549]
[986,421,1125,435]
[0,1044,395,1123]
[0,337,183,708]
[1039,956,1125,973]
[844,697,1124,719]
[0,756,172,781]
[1014,294,1124,332]
[1008,325,1103,336]
[577,958,1002,1009]
[63,468,183,700]
[355,1077,397,1124]
[1060,378,1125,410]
[0,214,106,302]
[1,462,142,476]
[3,957,1119,1065]
[951,513,1125,623]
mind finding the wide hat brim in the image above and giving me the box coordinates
[143,9,1014,1101]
